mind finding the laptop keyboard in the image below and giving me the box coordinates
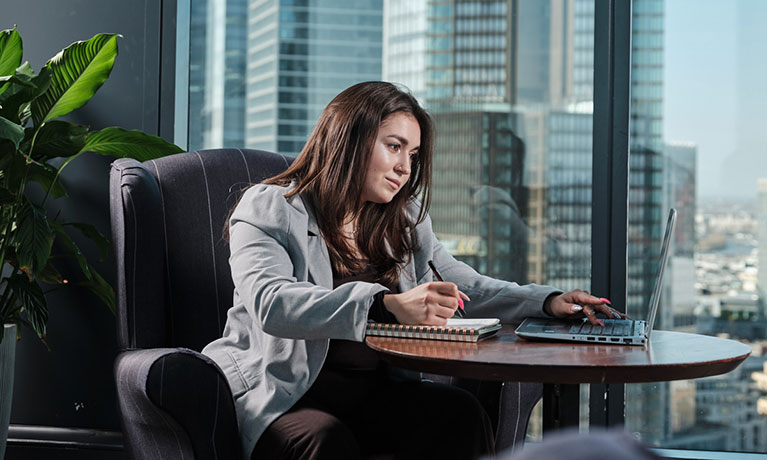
[569,319,634,336]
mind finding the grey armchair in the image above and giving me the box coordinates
[109,148,542,460]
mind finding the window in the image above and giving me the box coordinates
[179,1,767,456]
[624,0,767,455]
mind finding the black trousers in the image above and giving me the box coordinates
[251,368,495,460]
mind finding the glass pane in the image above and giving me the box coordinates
[189,0,384,153]
[625,0,767,454]
[390,0,596,440]
[189,0,594,442]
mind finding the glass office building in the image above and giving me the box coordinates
[382,0,428,104]
[189,0,383,154]
[189,0,249,149]
[402,0,597,293]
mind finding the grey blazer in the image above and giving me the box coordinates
[202,183,559,458]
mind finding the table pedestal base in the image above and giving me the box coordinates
[542,383,580,433]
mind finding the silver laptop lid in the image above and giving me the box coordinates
[644,208,677,340]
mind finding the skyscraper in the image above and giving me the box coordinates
[663,142,697,330]
[382,0,427,103]
[246,0,383,154]
[189,0,249,150]
[396,0,595,286]
[190,0,384,154]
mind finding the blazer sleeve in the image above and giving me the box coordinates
[413,207,561,323]
[228,185,388,341]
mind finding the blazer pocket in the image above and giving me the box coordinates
[223,350,259,399]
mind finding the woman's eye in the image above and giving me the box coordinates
[389,144,401,152]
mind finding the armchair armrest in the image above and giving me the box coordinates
[115,348,241,460]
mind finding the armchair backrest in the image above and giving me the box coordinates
[109,148,293,351]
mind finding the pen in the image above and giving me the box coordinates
[427,260,465,318]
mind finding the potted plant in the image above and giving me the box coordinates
[0,26,182,458]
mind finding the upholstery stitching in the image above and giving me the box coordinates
[195,151,222,332]
[147,354,187,460]
[279,153,290,168]
[159,358,165,406]
[126,190,138,348]
[120,352,163,458]
[236,148,252,184]
[513,382,521,449]
[150,160,175,342]
[211,374,220,460]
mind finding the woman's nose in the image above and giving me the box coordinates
[396,154,411,175]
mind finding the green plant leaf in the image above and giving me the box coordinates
[0,73,36,88]
[6,273,47,338]
[1,149,30,192]
[64,222,109,262]
[0,116,24,149]
[31,34,119,126]
[75,267,115,314]
[27,160,68,199]
[0,27,22,78]
[0,64,50,125]
[50,221,91,280]
[25,120,88,160]
[36,259,64,285]
[81,127,183,160]
[14,200,54,274]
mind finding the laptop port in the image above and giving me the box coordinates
[598,337,606,342]
[610,338,619,342]
[587,337,595,341]
[624,339,632,344]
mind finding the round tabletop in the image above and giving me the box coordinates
[365,326,752,384]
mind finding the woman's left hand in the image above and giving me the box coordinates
[545,289,629,326]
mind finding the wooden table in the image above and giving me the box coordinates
[366,325,751,431]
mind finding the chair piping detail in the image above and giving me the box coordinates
[236,148,253,184]
[122,354,161,456]
[126,188,138,346]
[211,375,220,460]
[149,159,175,342]
[513,382,521,449]
[194,151,221,332]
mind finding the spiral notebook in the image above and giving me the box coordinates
[365,318,501,342]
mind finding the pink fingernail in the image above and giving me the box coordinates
[458,298,465,310]
[599,297,611,305]
[598,320,605,327]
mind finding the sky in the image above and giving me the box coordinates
[663,0,767,201]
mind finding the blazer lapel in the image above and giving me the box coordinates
[304,199,333,289]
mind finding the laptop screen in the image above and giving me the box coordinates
[644,208,677,339]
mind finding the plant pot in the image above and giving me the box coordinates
[0,323,15,460]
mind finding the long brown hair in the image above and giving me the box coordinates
[264,81,433,286]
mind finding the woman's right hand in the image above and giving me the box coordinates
[382,282,469,325]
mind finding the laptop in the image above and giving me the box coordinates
[515,208,677,346]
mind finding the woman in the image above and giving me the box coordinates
[203,81,620,460]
